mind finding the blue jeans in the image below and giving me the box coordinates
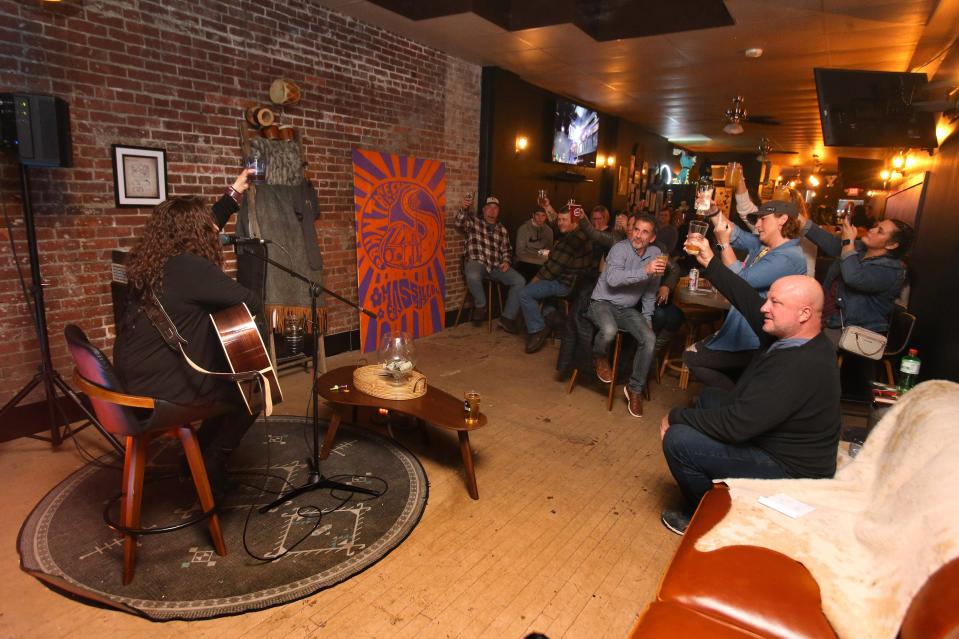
[464,259,524,320]
[519,278,569,333]
[662,388,791,512]
[586,299,655,393]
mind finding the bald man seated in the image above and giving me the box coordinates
[659,235,841,535]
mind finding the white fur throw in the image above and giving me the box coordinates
[695,380,959,639]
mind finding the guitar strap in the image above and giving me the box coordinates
[144,293,275,416]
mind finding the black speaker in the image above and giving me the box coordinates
[0,93,72,167]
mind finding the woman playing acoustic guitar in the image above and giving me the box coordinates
[113,169,259,496]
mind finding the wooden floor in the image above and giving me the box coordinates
[0,324,690,638]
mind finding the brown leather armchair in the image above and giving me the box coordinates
[629,485,959,638]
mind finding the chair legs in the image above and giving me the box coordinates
[566,332,624,412]
[454,278,503,333]
[117,427,227,585]
[120,434,149,585]
[178,427,227,557]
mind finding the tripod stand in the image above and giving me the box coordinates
[0,164,122,454]
[238,246,380,512]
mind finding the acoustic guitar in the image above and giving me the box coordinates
[210,304,283,415]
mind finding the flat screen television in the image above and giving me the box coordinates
[814,68,938,149]
[552,99,599,167]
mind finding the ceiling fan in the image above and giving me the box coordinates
[724,96,782,135]
[756,137,798,161]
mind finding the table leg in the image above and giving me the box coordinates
[320,407,342,460]
[457,430,479,500]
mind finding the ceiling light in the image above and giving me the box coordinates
[723,96,747,135]
[808,175,820,187]
[723,121,744,135]
[744,48,763,58]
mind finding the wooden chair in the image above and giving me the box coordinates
[566,330,652,411]
[64,325,228,585]
[837,305,917,386]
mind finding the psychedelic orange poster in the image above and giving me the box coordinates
[352,149,446,353]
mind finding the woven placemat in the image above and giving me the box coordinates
[353,364,427,400]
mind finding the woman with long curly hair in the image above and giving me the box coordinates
[113,169,258,493]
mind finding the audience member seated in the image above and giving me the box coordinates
[514,207,595,353]
[455,195,525,325]
[682,199,807,390]
[800,211,912,345]
[733,179,817,281]
[588,214,665,418]
[590,205,610,232]
[660,235,840,535]
[513,206,554,282]
[655,207,678,256]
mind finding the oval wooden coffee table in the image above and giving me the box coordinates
[317,365,488,499]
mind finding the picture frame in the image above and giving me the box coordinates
[111,145,167,208]
[617,165,628,195]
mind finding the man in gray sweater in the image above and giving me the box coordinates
[588,214,665,418]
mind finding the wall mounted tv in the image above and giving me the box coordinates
[552,99,599,167]
[814,68,938,149]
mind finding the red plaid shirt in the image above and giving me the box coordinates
[455,206,513,270]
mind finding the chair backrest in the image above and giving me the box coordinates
[884,305,917,357]
[64,324,142,436]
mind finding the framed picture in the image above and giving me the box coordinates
[617,165,628,195]
[111,145,167,208]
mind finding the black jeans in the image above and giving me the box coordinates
[682,341,757,390]
[662,388,791,513]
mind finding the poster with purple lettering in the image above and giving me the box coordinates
[352,149,446,353]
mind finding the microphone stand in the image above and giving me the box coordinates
[236,246,380,512]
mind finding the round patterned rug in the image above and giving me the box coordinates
[18,416,428,620]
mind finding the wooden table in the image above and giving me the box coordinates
[675,277,730,311]
[317,365,488,499]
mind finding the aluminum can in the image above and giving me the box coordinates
[688,268,700,291]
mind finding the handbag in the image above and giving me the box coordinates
[836,304,887,360]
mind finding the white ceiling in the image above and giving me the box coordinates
[316,0,959,169]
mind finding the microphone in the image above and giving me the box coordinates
[219,234,271,246]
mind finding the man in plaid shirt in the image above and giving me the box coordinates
[455,195,525,324]
[517,206,595,353]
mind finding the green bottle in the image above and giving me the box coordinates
[898,349,920,394]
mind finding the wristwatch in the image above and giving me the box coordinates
[716,242,728,251]
[841,238,852,247]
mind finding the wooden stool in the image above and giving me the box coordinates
[567,330,652,411]
[453,278,504,333]
[660,307,724,390]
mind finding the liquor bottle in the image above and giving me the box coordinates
[898,349,921,394]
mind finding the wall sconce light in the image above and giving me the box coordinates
[596,153,606,167]
[606,155,616,167]
[890,151,905,170]
[808,175,820,187]
[514,135,528,155]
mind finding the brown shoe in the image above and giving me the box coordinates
[594,357,613,383]
[624,386,643,417]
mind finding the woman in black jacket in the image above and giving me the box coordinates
[113,169,258,493]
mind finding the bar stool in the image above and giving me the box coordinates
[566,330,652,411]
[659,306,724,390]
[65,324,228,585]
[453,278,504,333]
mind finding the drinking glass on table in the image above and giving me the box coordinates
[685,220,709,255]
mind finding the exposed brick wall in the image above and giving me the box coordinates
[0,0,480,404]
